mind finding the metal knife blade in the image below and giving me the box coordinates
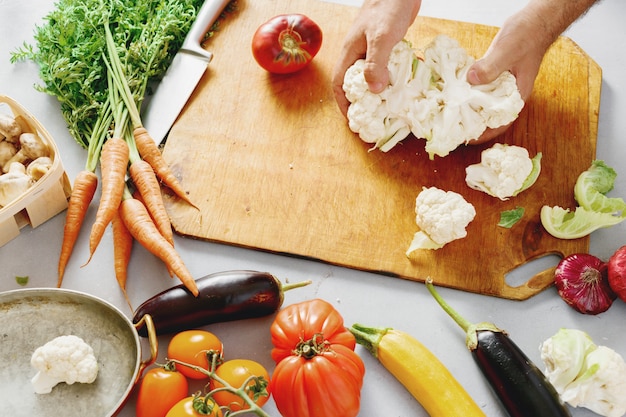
[142,0,231,144]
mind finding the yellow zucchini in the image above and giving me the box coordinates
[350,324,486,417]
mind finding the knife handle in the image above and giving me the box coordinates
[181,0,232,60]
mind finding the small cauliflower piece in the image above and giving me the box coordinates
[407,186,476,253]
[30,335,99,394]
[465,143,542,200]
[540,328,626,417]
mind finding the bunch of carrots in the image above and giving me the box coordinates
[57,22,200,304]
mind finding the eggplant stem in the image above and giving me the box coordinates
[425,278,472,332]
[280,279,312,292]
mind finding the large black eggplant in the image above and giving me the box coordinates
[426,279,571,417]
[133,270,310,336]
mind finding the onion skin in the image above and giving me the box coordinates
[608,245,626,302]
[554,253,616,315]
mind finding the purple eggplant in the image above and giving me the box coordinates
[426,280,571,417]
[133,270,310,336]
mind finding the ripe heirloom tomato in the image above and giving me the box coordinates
[165,396,222,417]
[209,359,271,411]
[270,298,356,363]
[167,330,223,380]
[136,365,188,417]
[269,299,365,417]
[251,13,322,74]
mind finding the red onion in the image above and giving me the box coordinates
[608,245,626,303]
[554,253,616,315]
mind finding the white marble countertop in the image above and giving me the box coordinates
[1,0,625,416]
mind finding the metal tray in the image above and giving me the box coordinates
[0,288,153,417]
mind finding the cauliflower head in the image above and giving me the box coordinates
[407,186,476,253]
[31,335,99,394]
[343,35,524,159]
[465,143,542,200]
[540,328,626,417]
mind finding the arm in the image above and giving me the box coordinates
[331,0,421,116]
[468,0,599,142]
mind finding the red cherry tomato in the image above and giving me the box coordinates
[136,366,189,417]
[251,13,322,74]
[209,359,271,411]
[167,330,223,380]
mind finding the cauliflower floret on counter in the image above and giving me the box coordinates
[465,143,542,200]
[31,335,99,394]
[540,328,626,417]
[407,186,476,253]
[343,35,524,159]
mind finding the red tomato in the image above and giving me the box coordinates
[270,298,356,363]
[165,396,222,417]
[251,13,322,74]
[209,359,271,411]
[269,299,365,417]
[136,366,189,417]
[608,245,626,302]
[167,330,223,380]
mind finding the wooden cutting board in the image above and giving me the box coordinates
[160,0,601,299]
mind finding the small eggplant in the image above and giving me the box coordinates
[425,279,571,417]
[133,270,310,336]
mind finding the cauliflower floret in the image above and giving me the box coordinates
[343,35,524,159]
[30,335,99,394]
[540,328,626,417]
[343,40,425,151]
[407,186,476,253]
[465,143,542,200]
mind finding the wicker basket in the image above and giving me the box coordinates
[0,95,72,247]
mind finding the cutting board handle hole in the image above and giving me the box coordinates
[505,254,562,288]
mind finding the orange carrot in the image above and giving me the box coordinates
[112,209,133,311]
[119,197,199,296]
[58,170,98,287]
[129,159,174,246]
[133,127,197,208]
[86,137,129,262]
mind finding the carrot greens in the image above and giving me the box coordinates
[11,0,236,294]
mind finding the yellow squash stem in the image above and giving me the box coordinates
[350,324,486,417]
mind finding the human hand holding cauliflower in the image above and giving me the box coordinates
[343,35,524,159]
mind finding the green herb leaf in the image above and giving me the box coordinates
[499,206,525,228]
[15,276,29,286]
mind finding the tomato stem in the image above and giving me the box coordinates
[167,356,273,417]
[294,333,330,359]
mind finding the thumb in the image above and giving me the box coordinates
[467,57,502,86]
[362,40,396,93]
[363,58,390,93]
